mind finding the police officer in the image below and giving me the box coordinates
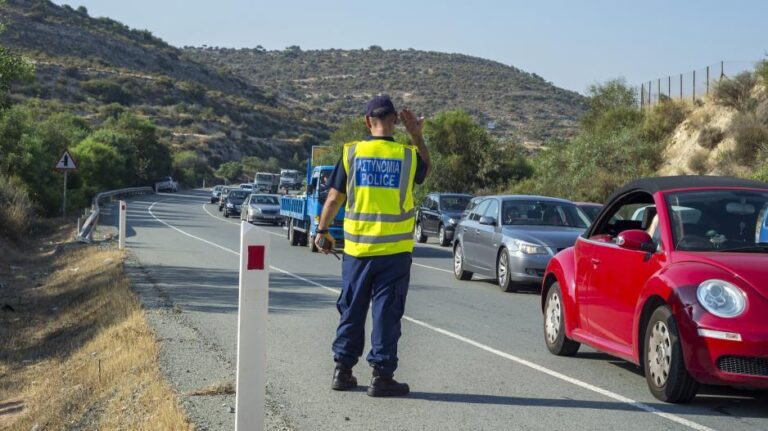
[314,95,429,397]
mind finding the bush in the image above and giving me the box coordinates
[687,150,709,174]
[698,126,724,149]
[712,72,757,111]
[82,79,133,105]
[756,100,768,126]
[0,175,35,240]
[731,114,768,164]
[756,59,768,87]
[640,100,688,143]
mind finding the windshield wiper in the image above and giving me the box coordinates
[713,244,768,253]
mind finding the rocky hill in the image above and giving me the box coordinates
[185,46,588,144]
[0,0,329,164]
[658,72,768,179]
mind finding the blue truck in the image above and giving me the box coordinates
[280,163,345,252]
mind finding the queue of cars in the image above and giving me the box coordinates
[205,175,768,404]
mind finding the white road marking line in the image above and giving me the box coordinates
[200,202,284,238]
[412,262,453,274]
[146,201,715,431]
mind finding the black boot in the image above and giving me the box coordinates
[367,370,410,397]
[331,363,357,391]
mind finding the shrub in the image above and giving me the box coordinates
[0,175,35,240]
[82,79,132,105]
[698,126,724,149]
[641,100,688,143]
[731,114,768,164]
[687,150,709,174]
[756,59,768,87]
[712,72,757,111]
[756,99,768,126]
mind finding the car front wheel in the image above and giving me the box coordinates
[438,225,450,246]
[453,243,473,280]
[643,305,699,403]
[497,248,518,292]
[414,222,427,243]
[543,282,580,356]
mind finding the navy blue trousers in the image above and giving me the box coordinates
[332,252,412,377]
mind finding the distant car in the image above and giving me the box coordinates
[218,187,232,211]
[415,193,474,246]
[541,176,768,403]
[575,202,603,223]
[453,195,589,292]
[224,189,250,218]
[240,183,255,192]
[154,176,178,192]
[241,194,283,225]
[210,185,223,203]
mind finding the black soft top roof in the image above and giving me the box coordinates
[607,176,768,202]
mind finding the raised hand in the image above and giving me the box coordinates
[399,108,424,137]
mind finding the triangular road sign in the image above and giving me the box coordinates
[55,149,78,171]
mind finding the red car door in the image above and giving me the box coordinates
[588,239,663,356]
[573,237,600,332]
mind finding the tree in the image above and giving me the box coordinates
[0,46,34,108]
[102,112,172,184]
[71,137,128,192]
[215,161,243,182]
[581,78,641,135]
[172,151,208,186]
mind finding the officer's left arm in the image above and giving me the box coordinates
[315,187,346,252]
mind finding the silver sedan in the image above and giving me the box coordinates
[453,195,589,292]
[241,194,283,225]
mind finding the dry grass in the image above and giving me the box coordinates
[0,226,191,430]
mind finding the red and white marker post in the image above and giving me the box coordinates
[118,200,127,250]
[235,221,270,431]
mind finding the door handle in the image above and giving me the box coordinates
[474,229,481,234]
[591,258,600,267]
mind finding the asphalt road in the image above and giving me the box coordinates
[113,190,768,431]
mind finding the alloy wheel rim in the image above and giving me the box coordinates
[545,292,561,344]
[498,252,508,285]
[439,227,444,243]
[454,246,463,275]
[648,321,672,387]
[415,224,422,240]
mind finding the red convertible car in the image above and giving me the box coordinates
[541,176,768,403]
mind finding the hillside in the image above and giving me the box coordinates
[0,0,329,164]
[658,72,768,179]
[185,46,588,144]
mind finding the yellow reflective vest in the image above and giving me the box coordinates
[342,139,417,257]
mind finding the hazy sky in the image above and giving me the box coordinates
[53,0,767,94]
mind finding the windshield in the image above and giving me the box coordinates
[228,190,249,202]
[579,205,602,222]
[281,172,298,180]
[250,195,279,205]
[440,196,472,212]
[666,189,768,252]
[256,174,272,182]
[502,200,589,228]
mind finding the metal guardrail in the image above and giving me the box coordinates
[75,186,154,243]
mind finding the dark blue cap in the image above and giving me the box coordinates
[365,95,396,118]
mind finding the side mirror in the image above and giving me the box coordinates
[479,216,496,226]
[617,229,656,253]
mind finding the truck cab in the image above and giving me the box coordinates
[280,165,345,252]
[254,172,277,193]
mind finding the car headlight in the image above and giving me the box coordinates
[697,279,747,318]
[253,207,262,213]
[511,239,548,255]
[448,217,458,225]
[227,203,234,208]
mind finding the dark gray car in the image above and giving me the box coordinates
[453,195,589,292]
[415,193,474,246]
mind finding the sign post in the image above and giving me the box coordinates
[54,149,78,218]
[118,200,127,250]
[235,221,270,431]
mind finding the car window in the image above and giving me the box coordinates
[252,195,279,205]
[469,200,490,221]
[591,192,655,238]
[666,190,768,252]
[421,196,431,209]
[429,197,439,211]
[502,200,588,228]
[483,199,499,221]
[440,196,472,212]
